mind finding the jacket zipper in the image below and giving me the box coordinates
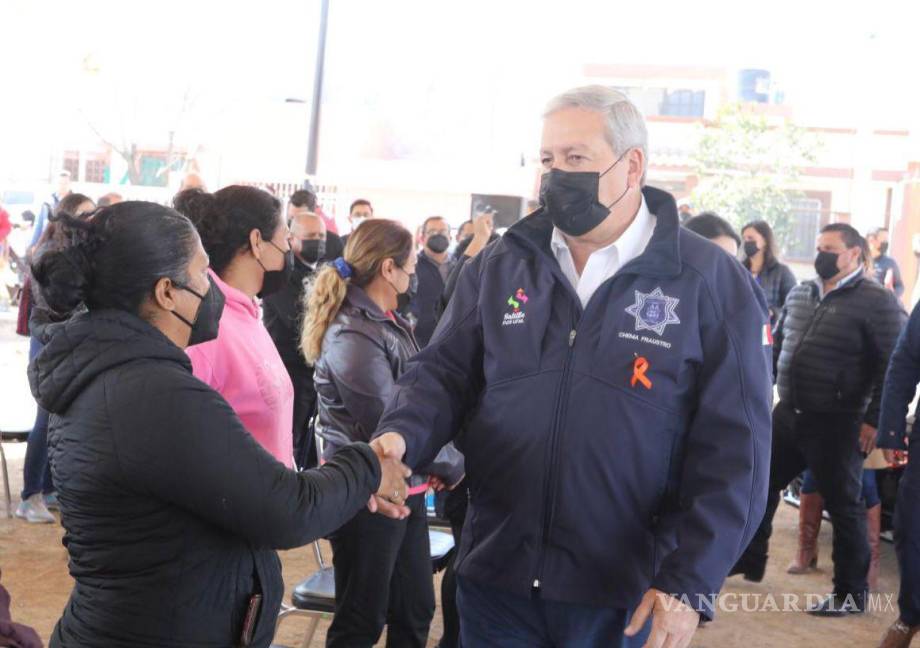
[533,325,578,589]
[788,286,834,409]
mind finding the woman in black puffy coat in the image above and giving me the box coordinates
[28,201,410,648]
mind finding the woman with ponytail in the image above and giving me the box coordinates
[174,185,297,467]
[15,193,94,524]
[304,219,463,648]
[28,202,410,647]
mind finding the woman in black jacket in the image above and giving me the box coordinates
[741,220,798,326]
[302,219,463,648]
[28,201,410,648]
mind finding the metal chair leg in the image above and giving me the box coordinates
[300,616,320,648]
[0,442,11,519]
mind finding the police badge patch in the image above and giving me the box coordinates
[625,288,680,336]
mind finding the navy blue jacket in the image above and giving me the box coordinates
[376,186,772,617]
[410,250,454,348]
[878,299,920,451]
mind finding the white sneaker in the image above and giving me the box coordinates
[14,494,56,524]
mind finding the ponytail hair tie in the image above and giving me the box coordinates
[333,257,353,279]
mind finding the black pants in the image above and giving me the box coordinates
[437,480,469,648]
[292,382,317,470]
[740,401,869,596]
[326,494,434,647]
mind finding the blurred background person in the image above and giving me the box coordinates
[16,192,95,524]
[741,220,797,326]
[264,206,328,469]
[343,198,373,247]
[868,227,904,298]
[96,192,123,208]
[683,211,740,256]
[290,188,343,261]
[28,170,71,255]
[411,216,454,348]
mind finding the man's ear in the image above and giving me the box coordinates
[627,148,645,188]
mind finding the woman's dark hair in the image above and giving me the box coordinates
[684,212,741,246]
[741,220,779,269]
[36,193,95,250]
[31,201,199,318]
[289,189,317,210]
[173,185,282,275]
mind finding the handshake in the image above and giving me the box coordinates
[367,432,413,520]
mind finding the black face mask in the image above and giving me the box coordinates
[173,275,225,346]
[299,238,326,265]
[392,268,417,312]
[743,240,760,258]
[257,240,294,298]
[538,150,630,237]
[879,242,889,256]
[815,250,841,280]
[426,234,450,254]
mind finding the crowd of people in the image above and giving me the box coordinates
[6,84,919,648]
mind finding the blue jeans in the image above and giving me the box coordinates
[457,576,627,648]
[21,336,52,500]
[801,467,880,508]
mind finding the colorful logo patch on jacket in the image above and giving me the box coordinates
[625,287,680,336]
[503,288,528,326]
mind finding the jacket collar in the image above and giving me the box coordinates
[807,268,866,300]
[343,284,413,330]
[505,185,682,279]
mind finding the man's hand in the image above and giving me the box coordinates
[624,588,700,648]
[367,433,410,519]
[859,423,878,454]
[883,448,909,467]
[464,211,495,258]
[472,211,494,239]
[370,432,407,461]
[429,474,465,492]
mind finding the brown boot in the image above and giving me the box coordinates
[787,492,823,574]
[867,503,882,592]
[877,619,920,648]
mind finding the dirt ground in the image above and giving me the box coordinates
[0,437,901,647]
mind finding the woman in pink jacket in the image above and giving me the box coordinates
[174,186,296,467]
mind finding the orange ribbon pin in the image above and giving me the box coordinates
[631,356,652,390]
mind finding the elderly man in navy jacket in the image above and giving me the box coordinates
[372,85,772,647]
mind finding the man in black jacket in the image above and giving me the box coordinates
[263,208,328,469]
[733,223,906,616]
[411,216,454,347]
